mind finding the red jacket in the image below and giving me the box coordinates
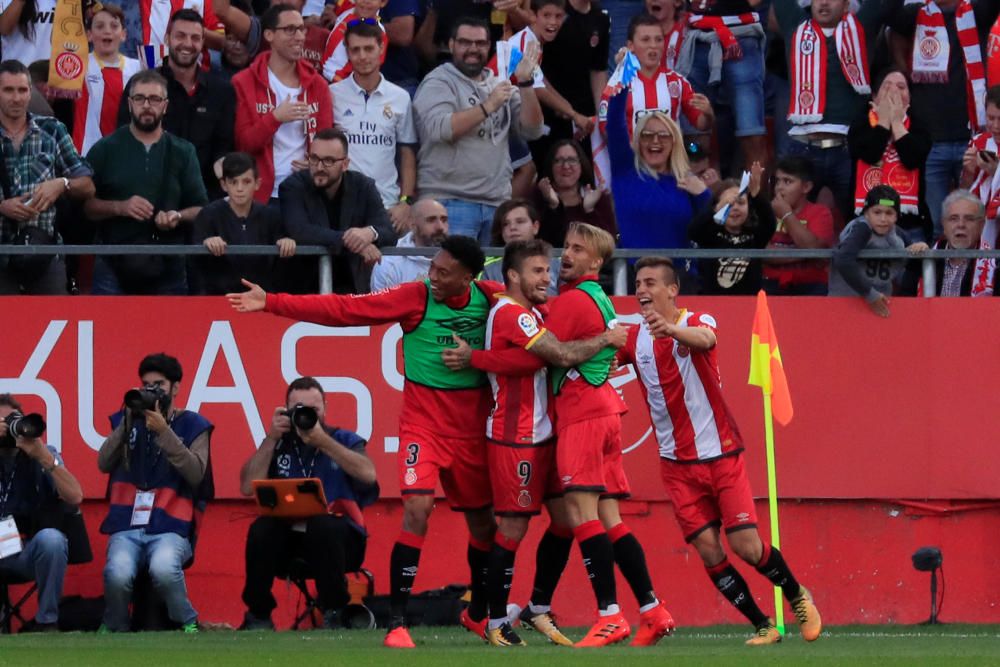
[232,52,334,202]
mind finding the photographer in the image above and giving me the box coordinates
[0,394,83,632]
[238,376,378,630]
[96,354,212,633]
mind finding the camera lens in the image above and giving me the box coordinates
[6,412,46,439]
[290,404,318,431]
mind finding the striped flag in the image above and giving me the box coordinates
[748,290,793,425]
[138,45,169,70]
[591,52,639,191]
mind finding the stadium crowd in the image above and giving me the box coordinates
[0,0,996,308]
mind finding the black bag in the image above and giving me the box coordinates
[365,584,468,628]
[0,150,55,287]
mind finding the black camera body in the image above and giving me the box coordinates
[1,411,47,448]
[124,385,168,413]
[283,404,319,431]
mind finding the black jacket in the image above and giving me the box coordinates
[279,170,397,294]
[119,62,236,199]
[689,191,777,295]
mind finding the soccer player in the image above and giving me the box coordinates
[227,235,499,649]
[617,256,822,645]
[444,239,627,646]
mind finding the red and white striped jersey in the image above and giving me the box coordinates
[661,22,685,71]
[320,13,387,82]
[598,67,700,139]
[140,0,224,48]
[485,295,554,446]
[620,310,743,462]
[968,132,1000,207]
[72,54,142,154]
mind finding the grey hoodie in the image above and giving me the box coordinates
[413,63,543,206]
[829,217,909,300]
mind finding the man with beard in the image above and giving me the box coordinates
[279,127,396,293]
[85,69,208,295]
[370,198,448,291]
[118,9,236,199]
[413,16,544,244]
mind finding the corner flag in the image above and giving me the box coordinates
[748,290,793,425]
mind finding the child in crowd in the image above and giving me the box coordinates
[193,152,296,294]
[829,185,927,317]
[689,161,775,295]
[763,156,835,296]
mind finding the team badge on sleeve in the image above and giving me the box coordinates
[518,312,540,337]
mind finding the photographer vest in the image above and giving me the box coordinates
[550,280,618,395]
[100,410,212,539]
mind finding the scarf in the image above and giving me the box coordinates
[854,112,919,215]
[788,16,870,124]
[663,22,685,71]
[687,13,758,60]
[988,15,1000,86]
[47,0,89,97]
[912,0,986,129]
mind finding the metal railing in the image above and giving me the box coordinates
[1,244,996,297]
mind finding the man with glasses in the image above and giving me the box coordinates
[413,16,543,245]
[232,3,333,204]
[85,69,208,295]
[280,127,396,293]
[902,189,988,296]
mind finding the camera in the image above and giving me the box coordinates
[124,384,168,413]
[1,411,47,448]
[283,404,319,431]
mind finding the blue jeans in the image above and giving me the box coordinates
[90,256,188,295]
[924,141,967,239]
[103,529,196,631]
[785,140,855,223]
[688,35,766,137]
[439,199,497,246]
[0,528,68,624]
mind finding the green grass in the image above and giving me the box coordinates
[2,625,1000,666]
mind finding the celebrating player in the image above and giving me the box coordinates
[616,256,822,645]
[228,235,500,649]
[443,239,628,646]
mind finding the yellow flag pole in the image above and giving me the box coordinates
[762,391,785,635]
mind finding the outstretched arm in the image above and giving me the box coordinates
[526,326,627,367]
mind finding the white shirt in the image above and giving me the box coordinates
[331,74,416,207]
[0,0,55,66]
[369,231,432,292]
[268,69,306,198]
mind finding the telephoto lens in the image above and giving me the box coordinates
[5,412,47,439]
[124,386,166,412]
[288,404,319,431]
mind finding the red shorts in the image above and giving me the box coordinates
[556,414,630,498]
[659,453,757,542]
[488,438,562,516]
[398,426,492,511]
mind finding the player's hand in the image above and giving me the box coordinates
[604,323,629,349]
[276,237,297,258]
[868,293,891,318]
[644,309,676,339]
[389,202,411,234]
[485,80,515,114]
[441,333,472,370]
[144,401,169,435]
[513,40,540,85]
[268,406,291,441]
[227,278,267,312]
[204,236,227,256]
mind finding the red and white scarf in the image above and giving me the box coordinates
[788,16,870,124]
[912,0,986,130]
[853,111,919,215]
[687,13,758,60]
[967,132,999,295]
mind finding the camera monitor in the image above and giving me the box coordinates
[252,478,329,519]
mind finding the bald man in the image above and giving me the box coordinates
[370,199,450,292]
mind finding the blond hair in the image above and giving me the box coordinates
[632,112,690,180]
[566,222,615,266]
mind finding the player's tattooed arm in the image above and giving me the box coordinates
[527,325,628,368]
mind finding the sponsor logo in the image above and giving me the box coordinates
[517,312,539,337]
[736,512,751,523]
[343,108,353,117]
[276,453,291,472]
[561,475,573,484]
[434,316,486,334]
[698,314,717,329]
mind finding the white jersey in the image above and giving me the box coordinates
[0,0,55,65]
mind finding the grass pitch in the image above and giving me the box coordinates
[1,624,998,666]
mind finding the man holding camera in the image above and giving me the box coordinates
[0,394,84,632]
[96,353,213,633]
[238,376,378,630]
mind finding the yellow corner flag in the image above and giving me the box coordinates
[748,290,793,426]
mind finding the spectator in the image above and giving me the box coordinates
[901,189,986,296]
[686,139,719,188]
[217,22,253,81]
[73,4,142,155]
[137,0,225,53]
[0,393,84,633]
[413,16,544,244]
[676,0,767,171]
[763,155,835,295]
[886,0,1000,238]
[238,376,378,630]
[379,0,422,95]
[97,353,213,633]
[413,0,529,67]
[605,87,709,250]
[849,69,932,243]
[0,60,94,296]
[0,0,53,66]
[534,138,617,246]
[645,0,685,70]
[85,68,207,295]
[370,198,449,291]
[319,0,387,82]
[232,4,334,204]
[331,19,416,233]
[120,9,236,200]
[280,127,396,293]
[774,0,888,223]
[193,151,297,294]
[961,85,1000,216]
[689,161,775,294]
[829,185,926,317]
[213,0,332,74]
[480,198,561,294]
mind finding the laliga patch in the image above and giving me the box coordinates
[518,312,540,337]
[698,314,717,329]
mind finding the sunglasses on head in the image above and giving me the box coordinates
[347,17,378,27]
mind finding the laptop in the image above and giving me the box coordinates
[252,478,328,518]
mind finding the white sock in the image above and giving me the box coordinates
[639,599,660,614]
[488,618,507,630]
[598,604,621,617]
[528,603,550,615]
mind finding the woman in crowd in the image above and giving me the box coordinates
[0,0,54,67]
[534,139,617,246]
